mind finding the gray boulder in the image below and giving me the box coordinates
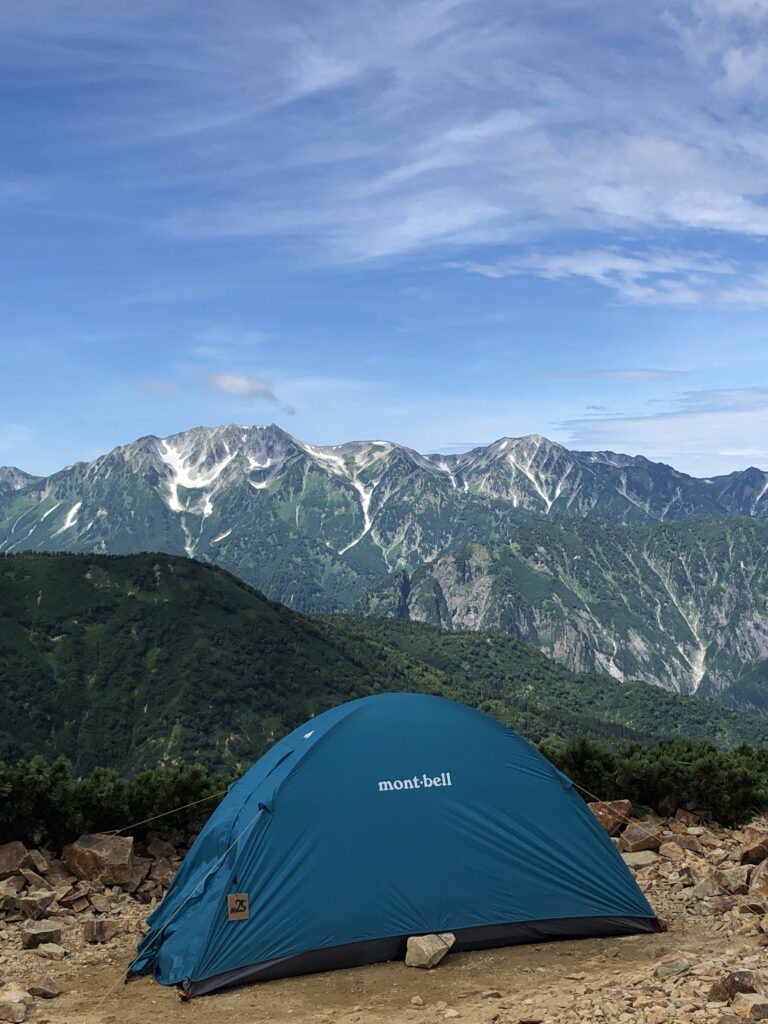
[405,932,455,969]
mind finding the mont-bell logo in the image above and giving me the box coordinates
[377,771,452,792]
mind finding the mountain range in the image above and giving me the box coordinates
[3,552,768,773]
[1,424,767,707]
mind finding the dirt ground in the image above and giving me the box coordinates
[18,912,746,1024]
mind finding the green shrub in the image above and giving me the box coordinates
[543,737,768,826]
[3,737,768,849]
[0,757,229,848]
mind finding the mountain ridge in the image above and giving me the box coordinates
[2,424,767,573]
[2,423,767,705]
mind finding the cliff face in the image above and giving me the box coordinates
[360,518,768,709]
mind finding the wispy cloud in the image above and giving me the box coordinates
[454,247,768,307]
[536,366,687,381]
[8,0,768,299]
[672,386,768,412]
[562,386,768,473]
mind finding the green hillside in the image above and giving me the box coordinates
[2,552,768,774]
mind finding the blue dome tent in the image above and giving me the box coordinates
[130,693,659,997]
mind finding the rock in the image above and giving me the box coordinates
[149,858,175,888]
[654,957,691,979]
[0,844,31,882]
[692,877,721,898]
[738,899,766,916]
[18,869,46,889]
[676,809,701,826]
[36,944,66,961]
[659,842,687,863]
[20,921,62,949]
[622,851,659,868]
[481,990,502,999]
[120,857,151,895]
[0,984,32,1024]
[731,992,768,1018]
[62,834,133,885]
[751,862,768,896]
[716,866,753,895]
[18,891,55,920]
[587,800,632,836]
[405,933,455,969]
[743,844,768,866]
[410,996,424,1006]
[708,970,765,1002]
[146,837,177,860]
[712,895,739,912]
[667,818,689,834]
[55,890,90,914]
[90,894,112,914]
[699,833,723,848]
[26,976,61,999]
[0,879,22,912]
[58,884,90,906]
[82,918,120,944]
[0,1005,25,1024]
[620,824,661,853]
[443,1011,460,1020]
[669,835,705,855]
[27,850,48,876]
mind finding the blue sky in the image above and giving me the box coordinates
[2,0,768,477]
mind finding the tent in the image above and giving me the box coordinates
[130,693,660,997]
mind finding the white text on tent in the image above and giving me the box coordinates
[377,772,452,792]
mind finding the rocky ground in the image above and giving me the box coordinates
[5,805,768,1022]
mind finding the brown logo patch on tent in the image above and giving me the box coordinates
[227,892,249,921]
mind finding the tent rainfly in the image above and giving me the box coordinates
[130,693,660,997]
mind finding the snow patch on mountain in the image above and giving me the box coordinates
[159,440,235,513]
[52,501,82,537]
[338,476,376,555]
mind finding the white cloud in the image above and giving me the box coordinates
[207,372,278,402]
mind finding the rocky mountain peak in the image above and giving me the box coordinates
[0,467,37,493]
